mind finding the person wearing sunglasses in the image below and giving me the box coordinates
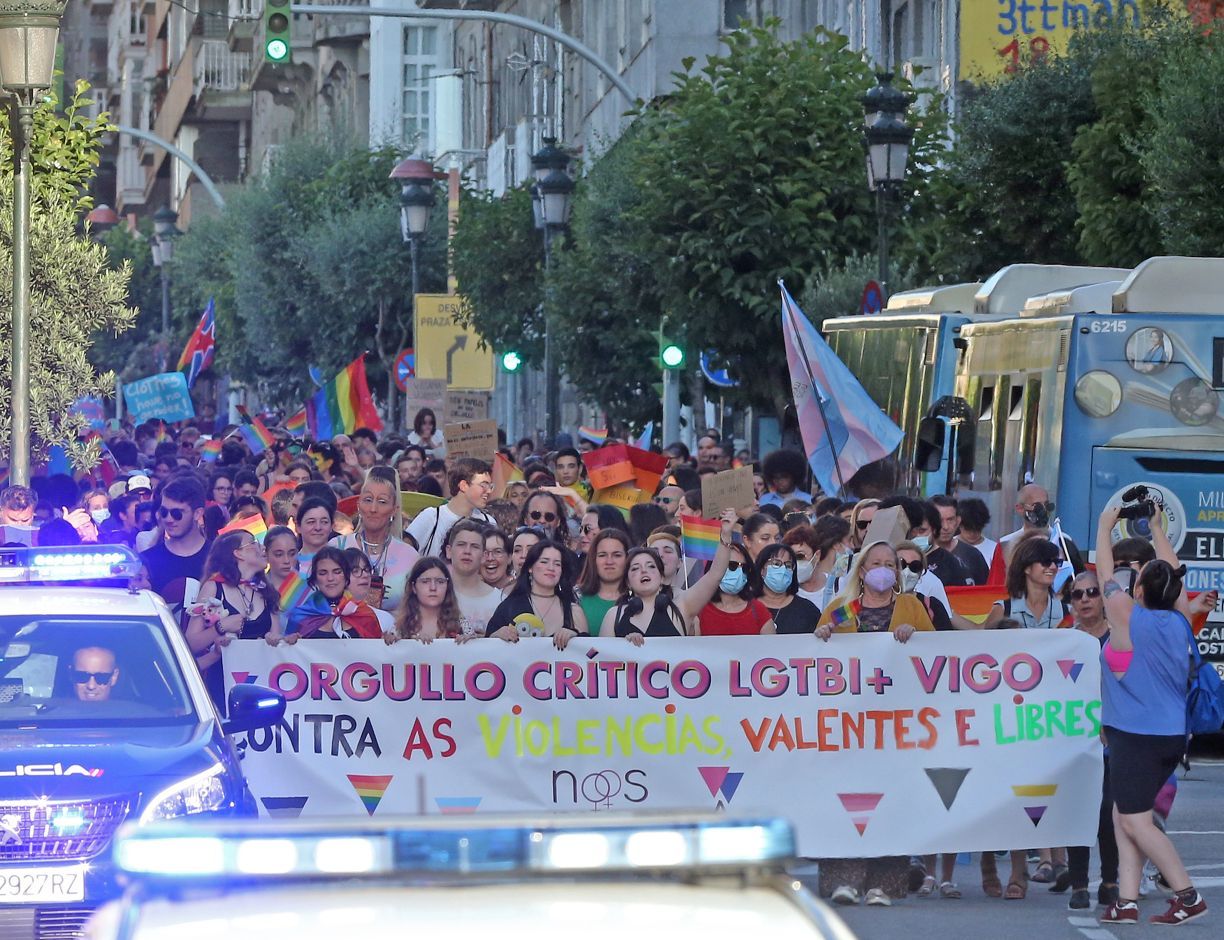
[895,540,954,632]
[140,476,210,602]
[984,535,1069,631]
[576,506,630,556]
[652,484,685,522]
[518,490,570,543]
[1000,483,1086,571]
[847,499,880,551]
[697,539,775,637]
[70,646,120,702]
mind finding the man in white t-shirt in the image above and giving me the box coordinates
[406,457,495,557]
[446,518,503,637]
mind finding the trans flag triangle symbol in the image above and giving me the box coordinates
[837,792,884,835]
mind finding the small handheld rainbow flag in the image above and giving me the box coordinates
[236,405,275,453]
[577,426,608,445]
[828,599,861,630]
[679,513,722,562]
[285,408,307,436]
[277,571,310,611]
[218,513,268,543]
[199,439,223,463]
[492,452,524,496]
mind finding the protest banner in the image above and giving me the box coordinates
[122,372,195,424]
[445,390,491,422]
[402,379,447,427]
[443,419,498,462]
[701,465,756,518]
[225,631,1104,857]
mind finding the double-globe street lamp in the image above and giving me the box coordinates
[1,0,66,485]
[529,137,574,445]
[151,206,180,372]
[862,73,913,300]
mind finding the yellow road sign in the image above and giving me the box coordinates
[414,294,494,391]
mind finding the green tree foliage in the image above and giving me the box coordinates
[1141,27,1224,255]
[171,138,447,408]
[90,224,166,384]
[0,80,135,468]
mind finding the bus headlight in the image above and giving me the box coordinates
[140,763,228,823]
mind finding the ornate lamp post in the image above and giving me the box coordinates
[152,206,180,371]
[0,0,67,484]
[862,74,913,299]
[391,156,437,298]
[530,137,574,444]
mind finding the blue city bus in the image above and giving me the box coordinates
[823,264,1127,496]
[952,256,1224,674]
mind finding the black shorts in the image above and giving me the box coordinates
[1104,726,1184,815]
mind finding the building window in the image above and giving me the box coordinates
[402,25,437,149]
[724,0,773,29]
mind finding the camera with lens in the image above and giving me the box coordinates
[1118,484,1157,521]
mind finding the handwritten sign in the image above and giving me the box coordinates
[443,419,498,463]
[701,465,756,518]
[402,379,447,429]
[445,390,490,422]
[122,372,195,424]
[862,505,910,548]
[593,483,647,511]
[225,631,1104,857]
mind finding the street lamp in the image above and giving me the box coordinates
[0,0,67,485]
[531,138,574,444]
[152,206,179,371]
[86,204,120,237]
[390,156,437,298]
[862,73,913,299]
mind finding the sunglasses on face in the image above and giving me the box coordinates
[900,560,923,574]
[653,496,676,505]
[1070,587,1101,600]
[71,669,112,685]
[157,507,187,521]
[727,561,743,572]
[1035,558,1061,569]
[856,520,872,531]
[529,510,558,523]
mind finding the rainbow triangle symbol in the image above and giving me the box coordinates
[435,796,482,815]
[837,792,884,835]
[698,766,744,803]
[347,773,393,816]
[230,672,259,685]
[1056,660,1084,682]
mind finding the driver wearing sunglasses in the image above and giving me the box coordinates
[70,646,119,702]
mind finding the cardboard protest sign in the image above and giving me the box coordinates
[122,373,195,424]
[402,378,447,427]
[593,483,647,512]
[701,465,756,518]
[624,444,669,495]
[582,443,635,490]
[862,505,909,548]
[443,419,498,462]
[445,390,490,422]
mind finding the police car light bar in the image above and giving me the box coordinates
[113,814,794,882]
[0,545,142,583]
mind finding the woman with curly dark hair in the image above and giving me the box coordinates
[389,557,463,642]
[486,540,586,648]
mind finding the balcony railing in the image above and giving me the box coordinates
[196,39,252,92]
[229,0,256,17]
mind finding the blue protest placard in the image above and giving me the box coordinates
[123,372,196,424]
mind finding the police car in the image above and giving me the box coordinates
[0,545,285,938]
[87,814,856,940]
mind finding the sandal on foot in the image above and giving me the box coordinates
[1005,880,1028,900]
[1030,861,1054,884]
[917,875,937,898]
[940,881,962,899]
[982,874,1003,898]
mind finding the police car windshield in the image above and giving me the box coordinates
[0,615,196,726]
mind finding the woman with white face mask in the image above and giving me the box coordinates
[783,517,851,614]
[896,540,954,631]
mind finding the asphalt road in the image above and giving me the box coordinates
[796,747,1224,939]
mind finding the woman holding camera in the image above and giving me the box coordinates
[1095,503,1206,926]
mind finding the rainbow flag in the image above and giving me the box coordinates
[236,404,275,453]
[577,426,608,445]
[945,585,1008,625]
[153,421,170,444]
[680,513,722,562]
[277,571,310,611]
[218,513,268,543]
[284,408,307,436]
[828,599,862,630]
[199,439,223,463]
[492,452,523,496]
[307,356,383,439]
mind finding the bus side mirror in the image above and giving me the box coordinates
[915,416,945,472]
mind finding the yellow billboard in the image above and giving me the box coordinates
[960,0,1176,83]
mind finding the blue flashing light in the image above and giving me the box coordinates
[0,545,142,583]
[52,811,86,835]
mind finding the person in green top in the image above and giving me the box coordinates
[577,529,630,636]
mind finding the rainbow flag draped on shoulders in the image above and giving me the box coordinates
[306,356,383,439]
[285,591,381,638]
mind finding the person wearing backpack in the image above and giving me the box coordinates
[406,457,495,557]
[1095,503,1207,927]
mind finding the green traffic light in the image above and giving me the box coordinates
[501,351,523,373]
[661,344,684,369]
[266,38,289,62]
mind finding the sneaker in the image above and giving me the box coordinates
[1070,889,1091,910]
[865,888,892,907]
[1149,893,1207,926]
[831,885,860,906]
[1100,900,1140,925]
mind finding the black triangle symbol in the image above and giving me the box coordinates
[924,768,971,811]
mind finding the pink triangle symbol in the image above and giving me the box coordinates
[698,766,730,799]
[1056,660,1075,680]
[837,792,884,814]
[231,671,251,685]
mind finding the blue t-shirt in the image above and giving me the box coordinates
[760,490,812,509]
[1101,607,1191,737]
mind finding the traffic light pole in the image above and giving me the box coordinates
[662,366,680,448]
